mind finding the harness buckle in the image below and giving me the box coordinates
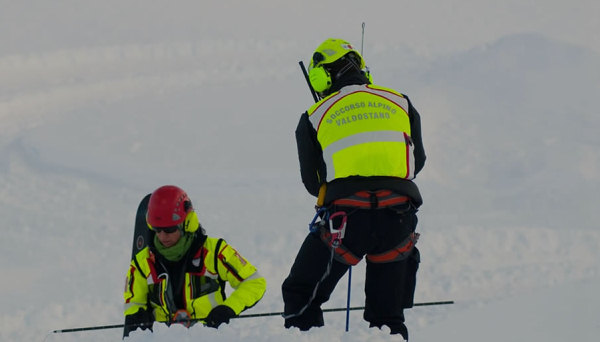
[172,309,193,328]
[369,192,379,209]
[328,211,347,248]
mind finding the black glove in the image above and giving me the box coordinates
[204,305,236,329]
[123,308,154,337]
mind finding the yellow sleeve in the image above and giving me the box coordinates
[214,241,267,315]
[123,249,151,316]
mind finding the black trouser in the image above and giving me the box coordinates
[281,205,419,338]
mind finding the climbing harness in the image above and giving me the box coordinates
[283,206,350,320]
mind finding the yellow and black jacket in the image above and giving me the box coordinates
[124,234,266,323]
[295,80,426,207]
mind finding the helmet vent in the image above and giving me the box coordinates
[322,49,337,57]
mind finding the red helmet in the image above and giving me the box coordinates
[146,185,200,233]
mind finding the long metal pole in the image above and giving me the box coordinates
[51,301,454,334]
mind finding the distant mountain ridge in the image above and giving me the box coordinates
[402,33,600,230]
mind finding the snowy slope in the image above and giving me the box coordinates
[1,1,600,341]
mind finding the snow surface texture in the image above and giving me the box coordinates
[1,1,599,341]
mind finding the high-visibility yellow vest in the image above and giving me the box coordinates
[308,84,415,181]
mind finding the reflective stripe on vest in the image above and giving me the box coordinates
[308,84,414,181]
[321,130,415,180]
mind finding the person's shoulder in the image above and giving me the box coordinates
[131,246,153,273]
[367,84,406,98]
[307,92,337,115]
[203,236,228,250]
[133,246,151,259]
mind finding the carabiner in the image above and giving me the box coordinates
[328,211,347,247]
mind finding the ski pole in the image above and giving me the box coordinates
[345,266,352,332]
[50,300,454,334]
[239,300,455,318]
[53,323,132,334]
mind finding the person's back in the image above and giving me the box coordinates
[303,82,425,204]
[283,38,425,341]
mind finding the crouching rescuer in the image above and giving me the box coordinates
[123,185,266,337]
[281,38,426,341]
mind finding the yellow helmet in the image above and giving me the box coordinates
[308,38,367,94]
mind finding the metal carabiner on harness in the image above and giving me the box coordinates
[328,211,347,248]
[172,309,193,328]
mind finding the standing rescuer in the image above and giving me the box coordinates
[282,38,426,341]
[123,185,266,338]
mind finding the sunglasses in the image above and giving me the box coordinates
[153,225,180,234]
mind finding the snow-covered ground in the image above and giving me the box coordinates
[2,1,599,341]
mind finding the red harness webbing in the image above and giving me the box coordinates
[366,232,419,263]
[319,227,361,265]
[319,229,419,265]
[331,190,410,209]
[318,189,418,265]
